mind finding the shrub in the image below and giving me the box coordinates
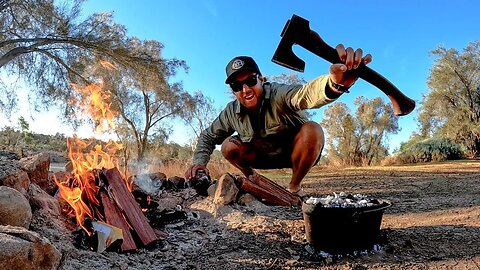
[394,138,464,164]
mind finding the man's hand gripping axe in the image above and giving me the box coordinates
[272,14,415,116]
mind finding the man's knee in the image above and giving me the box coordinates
[221,136,245,159]
[221,136,256,164]
[297,121,325,146]
[292,122,324,166]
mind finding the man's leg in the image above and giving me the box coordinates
[289,121,325,193]
[221,136,256,177]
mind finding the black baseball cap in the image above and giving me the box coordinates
[225,56,261,84]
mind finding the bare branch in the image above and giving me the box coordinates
[36,49,90,84]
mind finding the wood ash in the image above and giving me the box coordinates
[302,243,385,263]
[305,192,380,208]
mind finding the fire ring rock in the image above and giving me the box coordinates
[0,225,61,270]
[19,152,51,192]
[0,156,30,195]
[0,186,32,228]
[213,173,239,205]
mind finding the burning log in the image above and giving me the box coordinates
[55,82,163,252]
[101,167,157,247]
[238,174,301,206]
[99,191,136,252]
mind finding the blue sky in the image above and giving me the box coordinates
[3,1,478,151]
[82,0,479,151]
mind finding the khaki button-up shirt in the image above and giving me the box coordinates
[193,75,336,165]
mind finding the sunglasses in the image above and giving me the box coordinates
[229,74,258,92]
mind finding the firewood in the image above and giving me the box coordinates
[239,175,300,206]
[102,168,157,246]
[250,174,300,204]
[100,191,137,252]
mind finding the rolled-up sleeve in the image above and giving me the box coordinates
[287,75,337,110]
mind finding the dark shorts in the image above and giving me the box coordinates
[231,134,322,169]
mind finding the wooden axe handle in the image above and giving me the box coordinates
[272,15,415,116]
[304,30,415,116]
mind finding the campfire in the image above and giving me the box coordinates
[54,136,160,252]
[53,81,161,252]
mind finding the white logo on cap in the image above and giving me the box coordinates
[231,59,244,70]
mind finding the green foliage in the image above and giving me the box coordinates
[321,97,399,166]
[0,126,67,154]
[395,137,464,164]
[18,116,29,131]
[397,133,426,153]
[418,41,480,157]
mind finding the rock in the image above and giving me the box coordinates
[44,151,67,163]
[167,176,187,190]
[0,150,20,160]
[156,195,184,212]
[19,153,51,192]
[64,161,73,173]
[27,184,61,217]
[0,225,61,270]
[0,186,32,228]
[213,174,239,205]
[0,157,30,194]
[47,171,71,196]
[190,171,211,196]
[237,193,257,205]
[133,172,166,195]
[207,182,217,197]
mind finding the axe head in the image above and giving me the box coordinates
[271,15,312,72]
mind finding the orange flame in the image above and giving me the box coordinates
[70,83,117,133]
[56,77,132,234]
[55,136,125,233]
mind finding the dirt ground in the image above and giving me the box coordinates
[32,160,480,270]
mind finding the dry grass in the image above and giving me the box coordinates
[138,157,434,181]
[144,159,240,179]
[149,160,335,181]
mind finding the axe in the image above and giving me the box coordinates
[272,14,415,116]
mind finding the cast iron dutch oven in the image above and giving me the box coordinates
[302,199,391,254]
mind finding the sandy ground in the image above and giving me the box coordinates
[32,160,480,269]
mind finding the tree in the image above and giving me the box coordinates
[269,73,316,119]
[1,0,202,163]
[92,60,195,162]
[16,116,34,146]
[418,41,480,157]
[183,90,219,152]
[321,97,399,166]
[268,73,307,85]
[0,0,187,123]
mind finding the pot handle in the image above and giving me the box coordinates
[351,201,391,219]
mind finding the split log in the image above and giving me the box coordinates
[102,167,157,246]
[239,174,301,206]
[251,174,301,203]
[100,191,137,252]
